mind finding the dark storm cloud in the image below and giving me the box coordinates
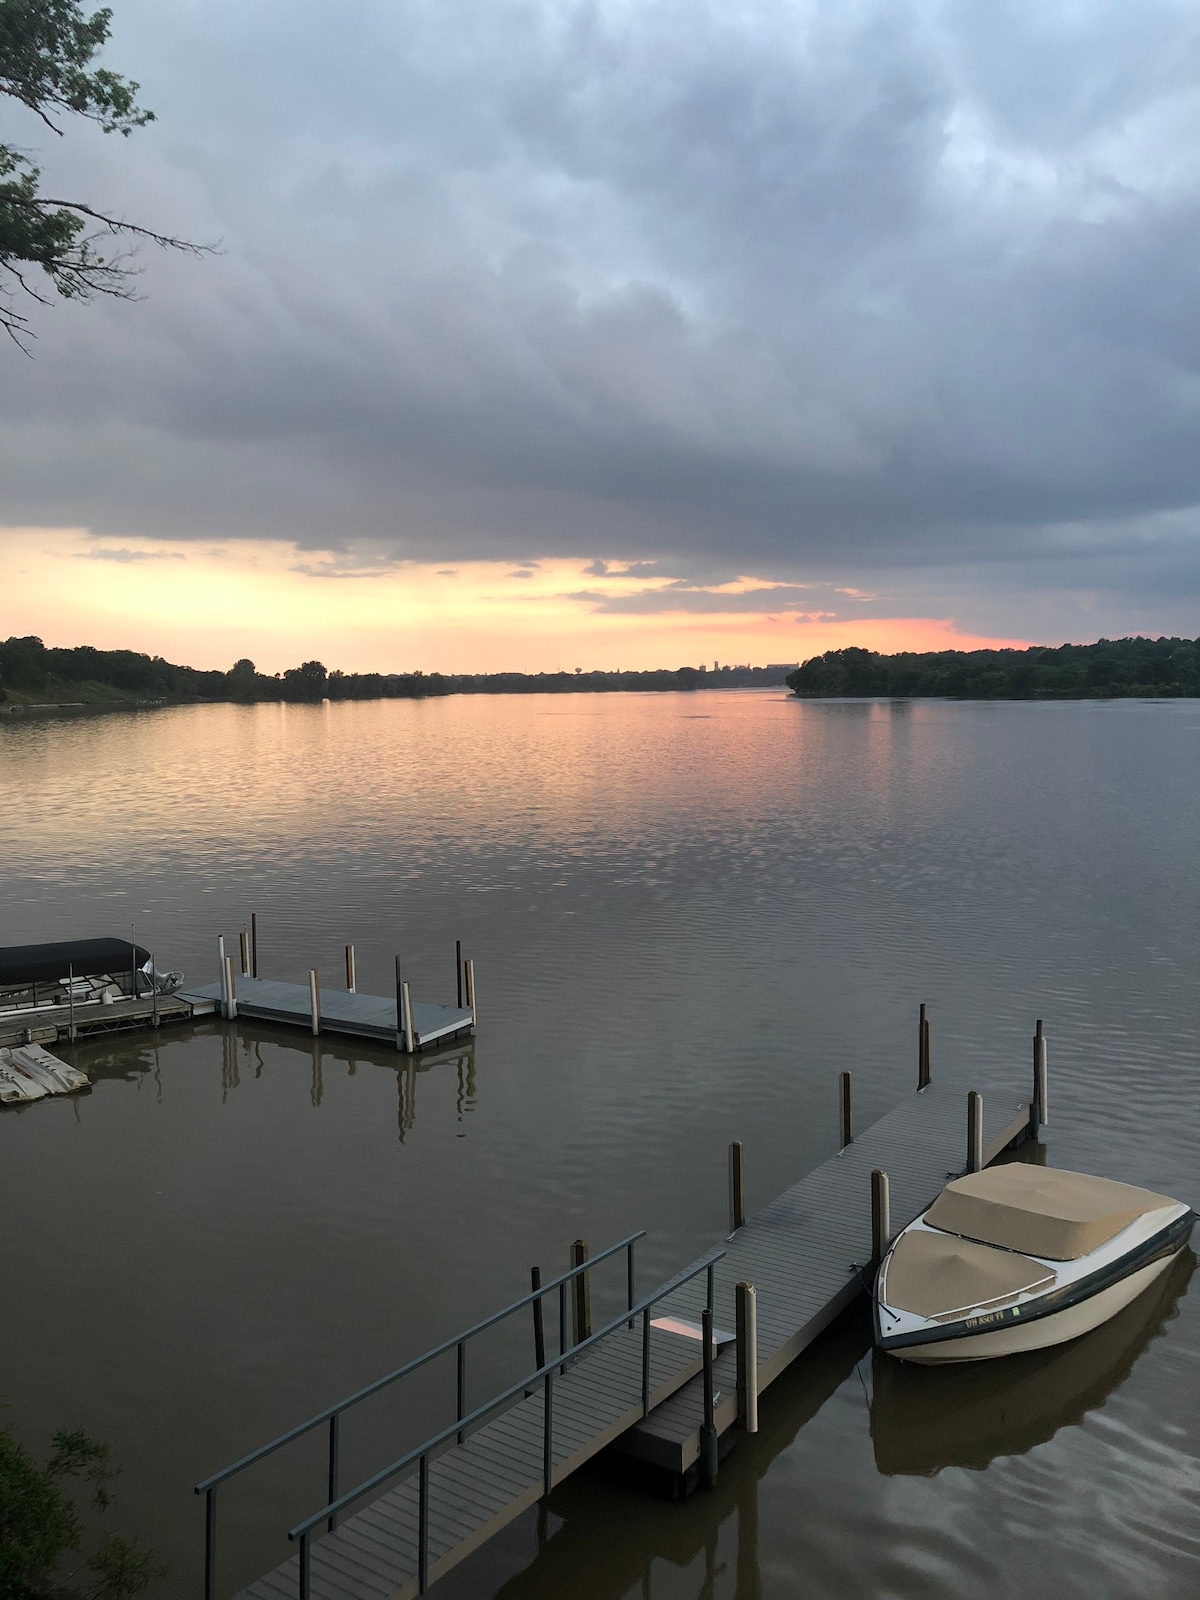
[2,0,1200,631]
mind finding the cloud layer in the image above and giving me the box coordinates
[3,0,1199,640]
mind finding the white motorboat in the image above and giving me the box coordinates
[875,1163,1195,1363]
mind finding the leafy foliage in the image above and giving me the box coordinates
[0,0,207,345]
[0,1421,162,1599]
[785,638,1200,699]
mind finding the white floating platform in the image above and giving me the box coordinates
[179,976,474,1051]
[0,1042,91,1104]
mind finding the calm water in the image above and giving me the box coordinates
[3,692,1198,1600]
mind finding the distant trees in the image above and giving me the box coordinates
[785,638,1200,699]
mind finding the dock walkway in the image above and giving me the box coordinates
[227,1068,1030,1600]
[180,977,473,1052]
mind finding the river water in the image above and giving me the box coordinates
[2,692,1198,1600]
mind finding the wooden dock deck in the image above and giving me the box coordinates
[222,1067,1031,1600]
[0,992,205,1051]
[180,976,473,1052]
[619,1074,1031,1477]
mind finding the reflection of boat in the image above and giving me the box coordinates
[872,1247,1194,1474]
[875,1165,1195,1363]
[0,938,182,1018]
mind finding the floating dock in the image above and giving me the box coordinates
[206,1052,1035,1600]
[179,975,474,1053]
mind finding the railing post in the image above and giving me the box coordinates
[700,1307,718,1488]
[728,1140,745,1231]
[543,1370,554,1494]
[735,1282,758,1433]
[531,1267,546,1370]
[298,1529,310,1600]
[706,1260,715,1316]
[418,1454,430,1592]
[456,1340,466,1444]
[839,1070,853,1148]
[571,1240,591,1342]
[871,1169,891,1264]
[641,1306,651,1415]
[204,1485,216,1600]
[345,944,356,992]
[309,969,320,1035]
[327,1413,339,1531]
[558,1280,567,1372]
[967,1090,983,1174]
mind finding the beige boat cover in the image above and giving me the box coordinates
[925,1165,1176,1261]
[884,1230,1054,1318]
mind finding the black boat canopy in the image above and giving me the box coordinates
[0,938,152,986]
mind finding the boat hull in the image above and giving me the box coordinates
[886,1248,1184,1363]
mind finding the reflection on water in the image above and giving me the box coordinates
[871,1250,1196,1477]
[3,693,1199,1600]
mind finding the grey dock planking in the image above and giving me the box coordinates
[620,1073,1031,1473]
[179,977,473,1051]
[0,993,202,1050]
[234,1322,716,1600]
[231,1069,1031,1600]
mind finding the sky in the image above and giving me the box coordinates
[2,0,1199,673]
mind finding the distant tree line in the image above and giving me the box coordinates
[786,638,1200,699]
[0,636,793,705]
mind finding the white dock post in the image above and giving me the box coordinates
[224,956,237,1021]
[309,969,321,1036]
[735,1282,758,1434]
[345,944,356,992]
[967,1090,983,1173]
[218,936,228,1016]
[402,980,416,1054]
[871,1169,891,1263]
[464,958,476,1026]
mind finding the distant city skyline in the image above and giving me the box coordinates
[4,0,1198,667]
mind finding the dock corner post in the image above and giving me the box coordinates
[735,1281,758,1435]
[464,958,476,1027]
[456,939,463,1010]
[729,1139,746,1232]
[571,1239,592,1342]
[700,1307,718,1488]
[309,969,321,1036]
[839,1069,853,1148]
[394,956,403,1049]
[345,943,356,992]
[239,928,250,976]
[402,980,416,1054]
[870,1169,891,1265]
[967,1089,983,1173]
[918,1003,931,1089]
[224,955,238,1021]
[250,912,258,978]
[1032,1019,1048,1135]
[531,1266,546,1371]
[217,936,228,1016]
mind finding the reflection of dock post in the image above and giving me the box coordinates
[839,1071,853,1147]
[871,1169,891,1263]
[967,1090,983,1174]
[729,1140,746,1231]
[309,969,321,1035]
[735,1281,758,1433]
[345,945,356,992]
[1031,1020,1048,1137]
[224,956,238,1021]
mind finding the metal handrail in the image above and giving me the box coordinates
[287,1248,724,1597]
[195,1231,644,1599]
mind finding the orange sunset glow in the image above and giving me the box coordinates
[4,528,1029,673]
